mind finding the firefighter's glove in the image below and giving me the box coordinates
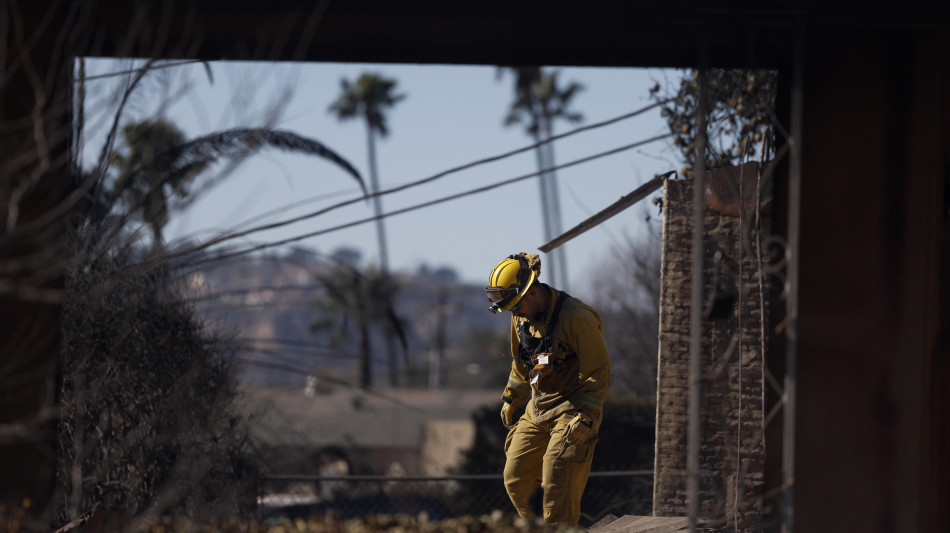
[564,412,595,446]
[501,401,518,429]
[528,353,562,394]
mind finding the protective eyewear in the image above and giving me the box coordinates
[486,285,523,312]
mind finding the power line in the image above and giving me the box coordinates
[236,344,358,360]
[232,337,338,349]
[184,283,321,303]
[221,186,363,235]
[160,100,671,265]
[234,340,363,367]
[236,357,427,413]
[197,300,315,313]
[230,337,360,356]
[185,131,675,268]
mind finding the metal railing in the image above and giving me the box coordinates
[259,471,653,528]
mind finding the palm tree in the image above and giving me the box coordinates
[310,262,408,389]
[501,67,584,290]
[109,119,366,251]
[328,72,405,272]
[110,119,187,248]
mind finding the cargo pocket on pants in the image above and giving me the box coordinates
[556,435,597,464]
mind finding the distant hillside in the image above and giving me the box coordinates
[182,248,511,390]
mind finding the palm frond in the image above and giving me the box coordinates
[178,128,365,192]
[116,128,366,206]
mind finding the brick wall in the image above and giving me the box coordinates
[653,165,770,531]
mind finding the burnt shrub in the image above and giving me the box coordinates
[57,245,260,526]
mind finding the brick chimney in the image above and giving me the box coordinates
[653,162,772,531]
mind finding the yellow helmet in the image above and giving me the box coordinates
[485,253,539,313]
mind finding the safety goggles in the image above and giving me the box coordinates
[486,285,522,312]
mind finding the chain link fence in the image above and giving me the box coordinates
[260,471,653,528]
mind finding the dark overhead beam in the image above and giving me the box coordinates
[73,2,807,68]
[72,1,947,68]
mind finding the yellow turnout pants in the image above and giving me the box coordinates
[503,410,598,527]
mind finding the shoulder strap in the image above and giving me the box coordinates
[548,290,571,332]
[545,290,576,363]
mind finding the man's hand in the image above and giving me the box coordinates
[501,402,518,429]
[564,412,595,445]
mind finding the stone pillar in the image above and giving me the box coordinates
[653,164,770,531]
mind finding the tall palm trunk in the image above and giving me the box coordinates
[358,319,372,388]
[532,130,555,283]
[533,119,568,290]
[543,117,569,290]
[429,287,448,389]
[365,122,389,272]
[150,224,164,253]
[145,187,167,254]
[502,68,581,290]
[366,121,398,386]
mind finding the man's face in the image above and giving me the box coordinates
[510,286,537,320]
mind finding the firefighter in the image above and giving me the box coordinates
[484,252,611,527]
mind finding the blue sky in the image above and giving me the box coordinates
[81,59,681,292]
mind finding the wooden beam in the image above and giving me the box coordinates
[538,171,672,253]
